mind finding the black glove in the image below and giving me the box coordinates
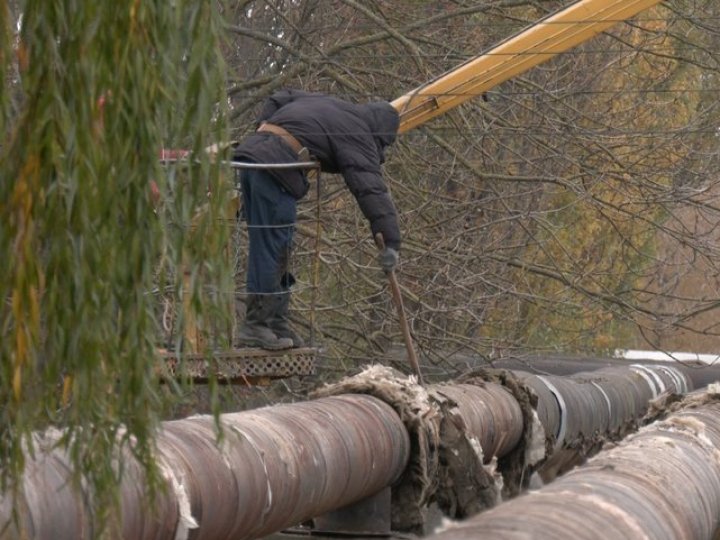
[379,247,399,273]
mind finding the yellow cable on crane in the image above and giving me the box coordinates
[393,0,664,133]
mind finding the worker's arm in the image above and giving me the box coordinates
[353,172,401,252]
[341,166,401,251]
[332,130,401,251]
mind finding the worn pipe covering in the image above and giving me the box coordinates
[431,383,523,460]
[515,373,561,440]
[0,394,410,540]
[515,365,691,445]
[0,364,694,540]
[585,373,642,431]
[426,398,720,540]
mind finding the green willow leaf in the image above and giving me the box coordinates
[0,0,230,532]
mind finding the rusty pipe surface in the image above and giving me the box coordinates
[0,364,693,539]
[511,364,692,483]
[426,395,720,540]
[421,365,691,511]
[0,394,410,540]
[517,364,691,445]
[432,383,524,460]
[431,365,690,469]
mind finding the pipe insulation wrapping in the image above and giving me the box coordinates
[0,394,410,540]
[516,364,691,447]
[0,363,692,539]
[426,391,720,540]
[431,383,523,460]
[313,364,691,532]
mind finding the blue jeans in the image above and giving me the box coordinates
[240,169,297,294]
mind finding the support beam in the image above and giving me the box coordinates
[393,0,663,132]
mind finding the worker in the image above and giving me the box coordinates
[233,88,402,350]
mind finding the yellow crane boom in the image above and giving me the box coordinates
[393,0,664,133]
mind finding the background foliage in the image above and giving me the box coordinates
[0,0,230,527]
[226,0,720,376]
[2,0,720,527]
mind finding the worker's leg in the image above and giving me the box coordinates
[237,169,295,350]
[242,169,296,293]
[268,271,305,348]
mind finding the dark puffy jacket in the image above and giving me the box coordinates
[234,89,401,250]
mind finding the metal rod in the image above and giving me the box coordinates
[310,166,322,346]
[161,158,320,170]
[374,233,424,384]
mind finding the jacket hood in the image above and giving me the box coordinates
[360,102,400,160]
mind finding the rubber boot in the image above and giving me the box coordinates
[268,292,305,348]
[237,294,293,350]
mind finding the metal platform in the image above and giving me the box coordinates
[158,347,317,385]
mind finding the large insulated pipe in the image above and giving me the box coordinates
[0,394,410,540]
[492,354,720,392]
[425,394,720,540]
[421,365,691,504]
[513,364,691,481]
[442,365,690,457]
[517,365,691,442]
[0,364,692,539]
[308,363,691,533]
[431,383,524,460]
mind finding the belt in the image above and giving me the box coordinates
[257,122,304,155]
